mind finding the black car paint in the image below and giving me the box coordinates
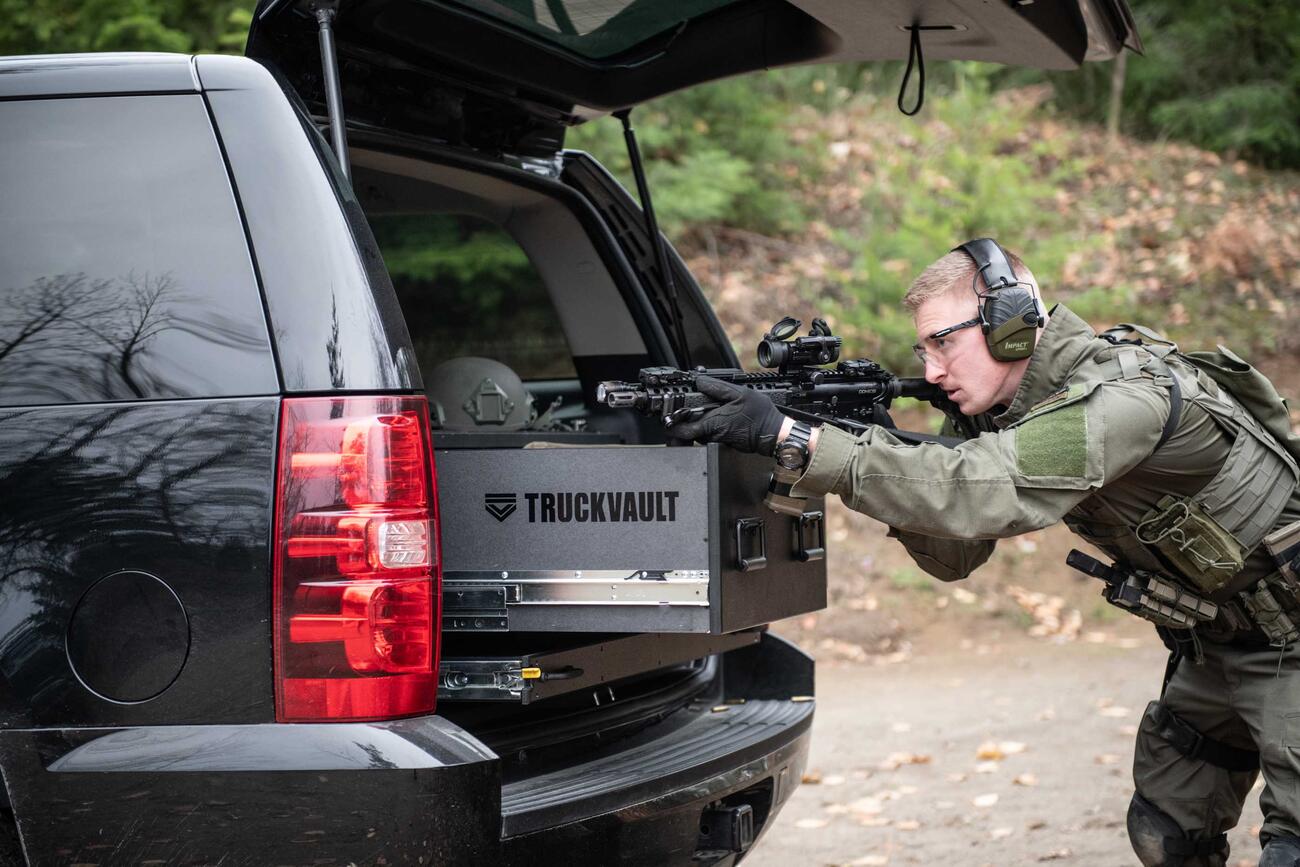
[0,398,279,728]
[0,53,814,865]
[197,55,420,394]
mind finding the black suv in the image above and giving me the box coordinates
[0,2,1136,864]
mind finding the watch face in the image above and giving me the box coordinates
[777,444,805,469]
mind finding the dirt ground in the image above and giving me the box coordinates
[748,632,1266,867]
[748,493,1273,867]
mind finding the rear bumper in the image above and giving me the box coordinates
[0,635,812,865]
[500,632,815,864]
[0,716,502,865]
[501,700,812,865]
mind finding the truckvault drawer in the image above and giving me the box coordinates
[435,443,827,633]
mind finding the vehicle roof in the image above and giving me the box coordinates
[0,52,201,98]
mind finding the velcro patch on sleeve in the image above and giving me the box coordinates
[1016,401,1088,478]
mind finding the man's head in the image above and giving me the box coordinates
[904,246,1046,415]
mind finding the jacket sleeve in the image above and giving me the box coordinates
[887,526,995,582]
[789,381,1169,541]
[883,415,997,581]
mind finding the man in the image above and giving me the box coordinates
[670,239,1300,867]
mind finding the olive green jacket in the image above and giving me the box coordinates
[789,305,1300,593]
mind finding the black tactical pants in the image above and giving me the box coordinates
[1132,639,1300,865]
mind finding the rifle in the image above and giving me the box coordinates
[1065,549,1218,629]
[595,316,975,440]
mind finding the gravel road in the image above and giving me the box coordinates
[747,631,1266,867]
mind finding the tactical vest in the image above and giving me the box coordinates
[1040,328,1300,638]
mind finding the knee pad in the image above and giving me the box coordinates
[1128,793,1229,867]
[1261,834,1300,867]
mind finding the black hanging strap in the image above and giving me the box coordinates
[897,25,926,116]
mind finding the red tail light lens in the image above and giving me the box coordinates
[273,396,441,722]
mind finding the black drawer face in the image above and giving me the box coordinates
[435,443,826,634]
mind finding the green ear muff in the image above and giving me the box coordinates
[952,238,1043,363]
[987,315,1039,362]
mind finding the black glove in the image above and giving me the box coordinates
[667,375,787,456]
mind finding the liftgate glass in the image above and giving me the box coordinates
[435,444,827,633]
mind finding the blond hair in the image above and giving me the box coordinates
[902,247,1039,314]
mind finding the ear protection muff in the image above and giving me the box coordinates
[953,238,1044,362]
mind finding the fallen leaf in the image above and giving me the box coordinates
[896,819,921,831]
[1099,706,1132,718]
[1027,819,1048,831]
[991,827,1014,840]
[802,770,823,784]
[825,804,850,816]
[976,741,1005,761]
[1038,849,1072,861]
[976,761,1000,774]
[795,817,829,829]
[850,857,889,867]
[1014,773,1039,787]
[879,752,931,770]
[824,774,846,786]
[1000,741,1027,755]
[973,793,999,808]
[1095,754,1121,765]
[849,797,884,815]
[952,587,978,605]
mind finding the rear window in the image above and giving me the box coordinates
[445,0,736,59]
[369,213,577,380]
[0,95,276,407]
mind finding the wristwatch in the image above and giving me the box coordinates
[775,421,814,470]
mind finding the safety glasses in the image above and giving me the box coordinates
[912,317,982,366]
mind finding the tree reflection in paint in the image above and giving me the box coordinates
[0,271,270,405]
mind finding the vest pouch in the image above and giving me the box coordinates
[1183,346,1300,466]
[1135,495,1245,594]
[1264,519,1300,584]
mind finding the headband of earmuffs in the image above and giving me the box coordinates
[953,239,1043,362]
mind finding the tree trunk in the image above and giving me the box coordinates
[1106,52,1128,142]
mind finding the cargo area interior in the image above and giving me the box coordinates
[349,146,823,771]
[350,147,725,749]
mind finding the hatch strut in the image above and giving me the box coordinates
[614,109,692,370]
[312,1,350,181]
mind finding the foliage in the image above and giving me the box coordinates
[566,68,842,236]
[1028,0,1300,169]
[678,77,1300,379]
[0,0,252,56]
[368,214,576,379]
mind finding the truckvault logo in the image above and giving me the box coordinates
[524,490,679,523]
[484,493,518,522]
[482,491,681,523]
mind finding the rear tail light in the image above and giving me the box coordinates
[273,396,441,722]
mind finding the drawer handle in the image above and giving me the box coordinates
[795,511,825,562]
[734,517,767,572]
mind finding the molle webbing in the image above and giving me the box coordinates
[1093,341,1299,557]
